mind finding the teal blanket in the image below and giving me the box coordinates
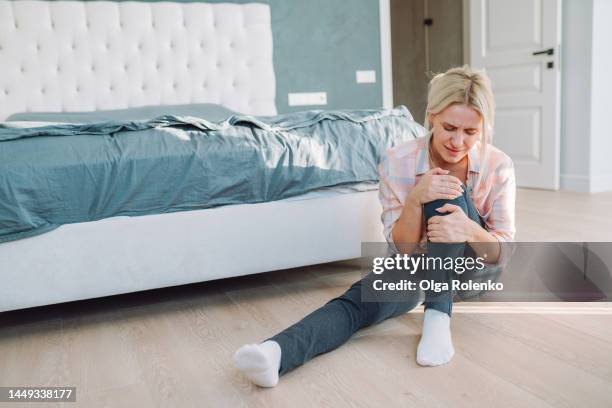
[0,106,425,243]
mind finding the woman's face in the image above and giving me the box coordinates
[429,103,483,165]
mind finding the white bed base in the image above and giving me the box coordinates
[0,188,383,312]
[0,1,384,312]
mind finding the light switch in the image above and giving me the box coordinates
[288,92,327,106]
[356,70,376,84]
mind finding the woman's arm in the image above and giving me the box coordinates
[391,194,423,254]
[472,157,517,265]
[467,221,502,263]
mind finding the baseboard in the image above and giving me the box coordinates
[560,173,591,192]
[410,302,612,314]
[590,172,612,193]
[561,173,612,193]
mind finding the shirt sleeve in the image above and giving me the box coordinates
[378,155,404,254]
[483,158,516,266]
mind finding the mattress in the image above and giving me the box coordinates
[5,103,241,124]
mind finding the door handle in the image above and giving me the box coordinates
[532,48,554,56]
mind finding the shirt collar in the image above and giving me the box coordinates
[415,136,481,176]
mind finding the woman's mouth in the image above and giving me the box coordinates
[445,146,462,156]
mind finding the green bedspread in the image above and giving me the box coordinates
[0,106,425,243]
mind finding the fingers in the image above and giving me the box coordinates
[432,187,462,201]
[423,189,461,204]
[422,169,465,203]
[427,224,441,233]
[436,203,461,213]
[426,229,443,241]
[427,219,449,241]
[429,167,450,175]
[432,176,463,196]
[428,169,463,189]
[441,186,463,197]
[440,175,464,191]
[428,216,442,224]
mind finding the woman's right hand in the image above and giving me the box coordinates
[408,167,464,205]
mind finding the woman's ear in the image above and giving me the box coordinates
[427,112,435,129]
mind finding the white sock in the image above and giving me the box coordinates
[416,308,455,367]
[233,340,281,387]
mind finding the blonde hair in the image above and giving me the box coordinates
[424,65,495,183]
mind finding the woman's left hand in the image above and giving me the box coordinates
[427,204,477,243]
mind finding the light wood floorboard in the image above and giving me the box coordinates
[1,188,612,407]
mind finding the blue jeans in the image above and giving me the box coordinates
[269,187,499,375]
[422,185,485,316]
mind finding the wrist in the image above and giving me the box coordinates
[466,219,482,243]
[406,191,422,207]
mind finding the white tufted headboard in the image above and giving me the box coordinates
[0,0,277,120]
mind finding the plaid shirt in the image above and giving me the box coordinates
[378,135,516,264]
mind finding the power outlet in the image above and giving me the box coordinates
[288,92,327,106]
[356,70,376,84]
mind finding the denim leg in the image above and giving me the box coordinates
[266,187,484,376]
[422,186,483,316]
[268,274,420,376]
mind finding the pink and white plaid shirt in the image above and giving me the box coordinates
[378,135,516,263]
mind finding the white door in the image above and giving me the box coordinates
[468,0,561,189]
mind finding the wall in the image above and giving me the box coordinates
[87,0,384,113]
[561,0,612,192]
[589,0,612,192]
[560,0,592,191]
[264,0,383,113]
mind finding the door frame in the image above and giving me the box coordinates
[379,0,394,109]
[380,0,472,109]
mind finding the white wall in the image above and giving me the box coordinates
[561,0,612,193]
[560,0,592,192]
[589,0,612,192]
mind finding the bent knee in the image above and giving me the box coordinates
[423,195,468,220]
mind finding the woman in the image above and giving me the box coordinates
[233,65,516,387]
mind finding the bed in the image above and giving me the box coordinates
[0,1,421,312]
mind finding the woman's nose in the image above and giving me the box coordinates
[451,135,463,147]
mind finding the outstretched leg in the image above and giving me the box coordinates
[234,275,422,386]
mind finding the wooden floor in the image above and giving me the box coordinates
[1,188,612,408]
[515,188,612,241]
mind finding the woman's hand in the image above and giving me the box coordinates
[407,168,464,206]
[427,203,479,243]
